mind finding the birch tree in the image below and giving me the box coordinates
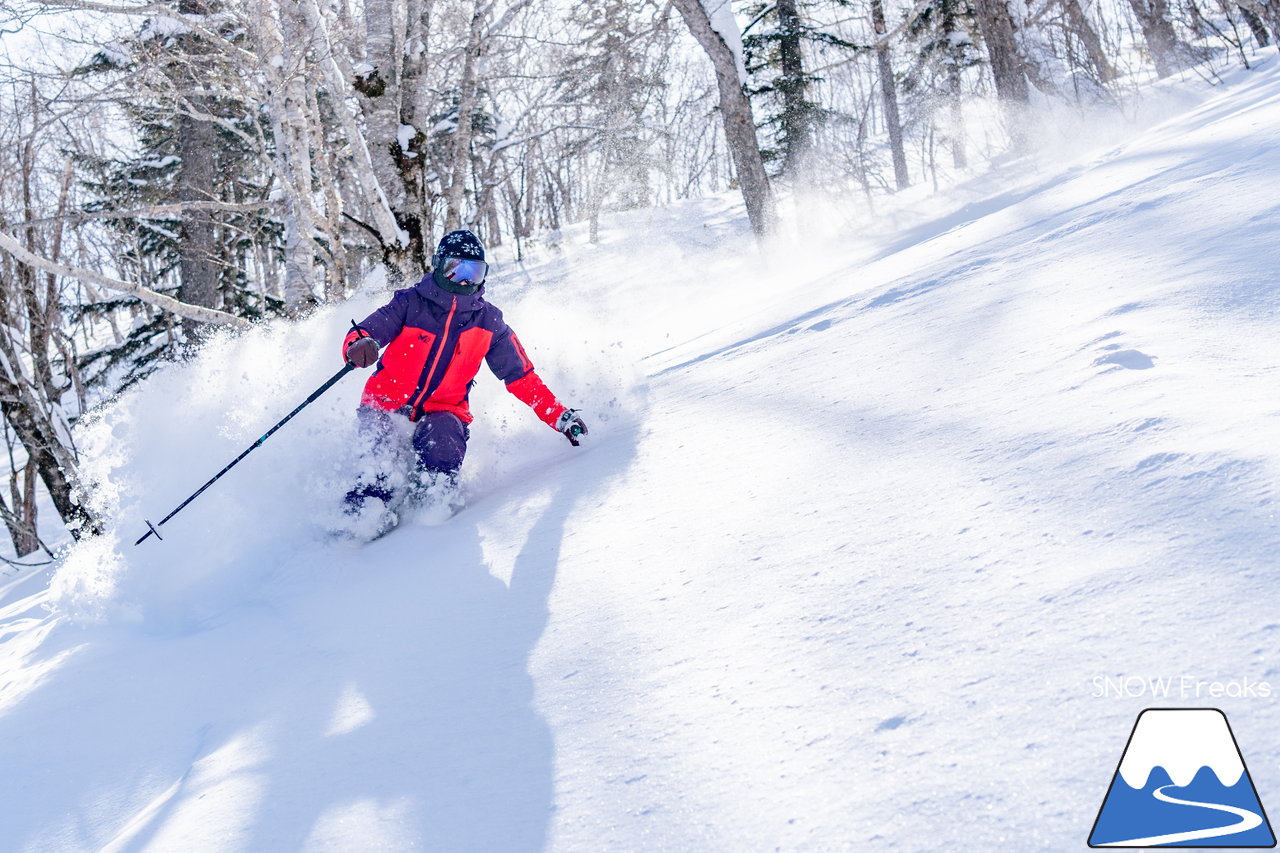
[671,0,775,239]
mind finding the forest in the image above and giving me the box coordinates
[0,0,1273,557]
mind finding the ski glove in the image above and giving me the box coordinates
[347,337,380,368]
[556,409,588,447]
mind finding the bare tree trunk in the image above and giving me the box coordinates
[271,0,322,312]
[1063,0,1117,81]
[10,139,87,544]
[1238,4,1271,44]
[0,314,100,541]
[305,85,351,301]
[1127,0,1186,77]
[174,0,222,336]
[176,112,220,318]
[671,0,776,240]
[405,0,438,250]
[587,164,604,243]
[949,97,967,168]
[362,0,404,212]
[2,160,47,555]
[1,457,41,557]
[1256,0,1280,46]
[295,0,412,281]
[0,396,97,540]
[941,0,969,168]
[775,0,812,176]
[445,1,485,232]
[359,0,427,275]
[871,0,909,190]
[974,0,1032,105]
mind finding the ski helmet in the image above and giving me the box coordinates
[431,229,487,294]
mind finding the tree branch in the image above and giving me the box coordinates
[0,231,250,329]
[342,211,383,240]
[15,200,279,229]
[808,0,936,76]
[32,0,259,63]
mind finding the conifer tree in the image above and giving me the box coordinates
[904,0,983,168]
[558,0,669,240]
[71,8,283,393]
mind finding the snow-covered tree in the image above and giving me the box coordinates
[671,0,776,238]
[904,0,983,168]
[557,0,671,241]
[742,0,829,178]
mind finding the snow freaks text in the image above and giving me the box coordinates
[1091,677,1274,700]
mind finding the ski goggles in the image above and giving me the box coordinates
[439,256,488,285]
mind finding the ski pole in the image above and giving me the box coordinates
[135,362,356,546]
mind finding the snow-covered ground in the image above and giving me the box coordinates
[4,56,1280,851]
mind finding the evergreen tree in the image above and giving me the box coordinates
[903,0,983,168]
[557,0,669,241]
[742,0,857,178]
[71,6,284,393]
[422,82,500,237]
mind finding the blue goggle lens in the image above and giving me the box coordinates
[441,257,488,285]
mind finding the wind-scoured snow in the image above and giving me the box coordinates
[3,59,1280,851]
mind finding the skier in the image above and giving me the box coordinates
[339,229,587,532]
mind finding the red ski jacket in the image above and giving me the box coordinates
[341,274,567,427]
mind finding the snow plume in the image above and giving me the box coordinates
[50,288,642,629]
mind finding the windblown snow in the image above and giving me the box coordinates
[3,59,1280,852]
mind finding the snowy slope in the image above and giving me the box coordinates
[4,58,1280,852]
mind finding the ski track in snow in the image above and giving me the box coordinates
[4,58,1280,852]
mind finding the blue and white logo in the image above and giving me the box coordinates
[1089,708,1275,847]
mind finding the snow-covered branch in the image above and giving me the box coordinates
[0,231,251,329]
[15,200,278,229]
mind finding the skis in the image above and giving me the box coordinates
[330,476,465,544]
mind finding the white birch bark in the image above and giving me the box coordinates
[306,84,351,301]
[296,0,407,248]
[445,0,486,232]
[252,0,321,312]
[0,230,251,328]
[361,0,407,212]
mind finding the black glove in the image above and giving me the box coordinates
[346,336,379,368]
[556,409,588,447]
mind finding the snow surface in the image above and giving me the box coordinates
[4,57,1280,851]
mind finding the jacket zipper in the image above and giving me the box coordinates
[410,296,457,416]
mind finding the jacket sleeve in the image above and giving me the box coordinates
[341,290,410,361]
[486,317,567,428]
